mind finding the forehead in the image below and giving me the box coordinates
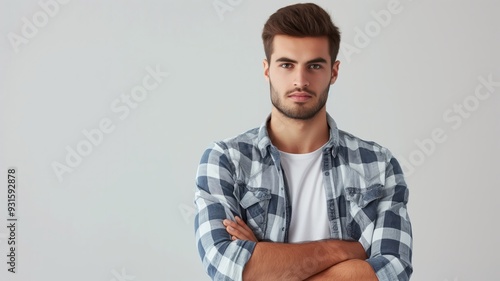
[271,35,330,62]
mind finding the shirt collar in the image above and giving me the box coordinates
[257,113,340,157]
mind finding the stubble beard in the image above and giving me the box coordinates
[270,82,330,120]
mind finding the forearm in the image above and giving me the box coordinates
[242,240,366,281]
[304,259,378,281]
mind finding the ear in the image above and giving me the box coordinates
[263,59,270,82]
[330,60,340,85]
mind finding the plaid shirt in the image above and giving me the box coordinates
[194,114,413,281]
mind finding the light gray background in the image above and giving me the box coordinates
[1,0,499,280]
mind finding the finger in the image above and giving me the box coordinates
[225,217,258,242]
[223,219,243,233]
[223,219,249,239]
[233,217,258,242]
[233,217,255,239]
[226,226,251,240]
[235,216,254,233]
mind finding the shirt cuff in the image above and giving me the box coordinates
[366,255,403,281]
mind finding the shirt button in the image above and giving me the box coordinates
[282,227,285,231]
[325,172,330,176]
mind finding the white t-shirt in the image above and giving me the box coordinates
[279,145,330,243]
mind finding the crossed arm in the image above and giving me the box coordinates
[195,144,412,280]
[223,216,379,281]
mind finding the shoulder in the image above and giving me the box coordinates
[327,113,391,160]
[335,129,405,183]
[337,129,389,155]
[198,127,267,182]
[211,127,261,153]
[336,129,399,176]
[200,127,262,164]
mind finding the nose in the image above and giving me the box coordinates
[293,68,309,88]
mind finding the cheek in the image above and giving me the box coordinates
[269,68,283,78]
[269,70,287,84]
[316,73,334,84]
[274,69,296,81]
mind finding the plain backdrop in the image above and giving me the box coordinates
[1,0,499,280]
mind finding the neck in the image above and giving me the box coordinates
[268,108,329,154]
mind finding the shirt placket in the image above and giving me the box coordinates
[269,145,291,242]
[323,149,343,238]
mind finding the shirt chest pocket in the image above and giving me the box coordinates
[238,186,271,240]
[344,184,383,239]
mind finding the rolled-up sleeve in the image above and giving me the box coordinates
[365,149,413,281]
[194,143,256,281]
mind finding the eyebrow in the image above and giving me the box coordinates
[275,57,328,64]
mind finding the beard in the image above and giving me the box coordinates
[270,82,330,120]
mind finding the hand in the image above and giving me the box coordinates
[223,216,258,242]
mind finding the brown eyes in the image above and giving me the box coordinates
[279,63,293,68]
[279,64,322,69]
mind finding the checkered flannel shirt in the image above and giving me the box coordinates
[194,114,413,281]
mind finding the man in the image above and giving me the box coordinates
[194,3,412,281]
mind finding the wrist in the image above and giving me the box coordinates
[326,240,367,262]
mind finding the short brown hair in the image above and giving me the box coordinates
[262,3,341,64]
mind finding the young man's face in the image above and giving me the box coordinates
[264,35,339,120]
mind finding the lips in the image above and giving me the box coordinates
[288,92,312,102]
